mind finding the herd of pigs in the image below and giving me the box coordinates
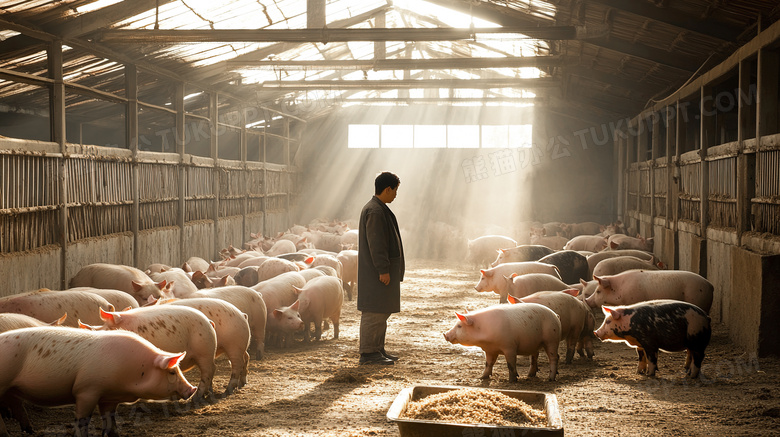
[0,218,715,437]
[444,220,713,385]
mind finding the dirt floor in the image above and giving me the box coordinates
[16,259,780,436]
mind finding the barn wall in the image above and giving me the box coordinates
[617,20,780,357]
[0,138,297,296]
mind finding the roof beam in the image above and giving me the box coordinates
[423,0,547,27]
[584,37,701,72]
[227,56,568,70]
[93,26,598,44]
[585,0,741,42]
[255,77,558,91]
[338,97,540,104]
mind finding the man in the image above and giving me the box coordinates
[357,171,405,365]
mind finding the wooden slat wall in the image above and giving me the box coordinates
[754,149,780,234]
[0,149,297,255]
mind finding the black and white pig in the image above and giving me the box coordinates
[594,299,711,378]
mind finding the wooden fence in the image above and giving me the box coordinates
[0,145,298,255]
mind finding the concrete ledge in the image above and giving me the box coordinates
[0,245,61,296]
[730,247,780,357]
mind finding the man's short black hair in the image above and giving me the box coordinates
[375,171,400,195]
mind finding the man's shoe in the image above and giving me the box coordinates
[380,349,399,362]
[359,352,394,365]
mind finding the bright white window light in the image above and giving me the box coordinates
[482,125,509,149]
[381,125,414,148]
[414,125,446,148]
[509,125,533,148]
[447,125,479,148]
[348,125,379,148]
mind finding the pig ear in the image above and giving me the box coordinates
[609,241,619,250]
[273,309,284,319]
[455,312,473,326]
[99,307,120,323]
[192,270,204,279]
[155,280,167,290]
[507,294,522,304]
[53,313,68,326]
[290,300,300,311]
[657,261,666,269]
[593,275,610,289]
[562,288,580,297]
[157,352,187,370]
[602,306,622,320]
[132,281,143,292]
[580,278,588,287]
[510,272,519,278]
[78,320,98,330]
[305,256,315,264]
[146,295,158,306]
[107,304,116,313]
[293,286,303,295]
[181,262,192,273]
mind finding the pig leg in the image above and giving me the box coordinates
[684,350,693,373]
[504,352,519,383]
[481,351,499,379]
[193,359,216,401]
[528,351,539,378]
[98,404,121,437]
[644,348,659,377]
[636,348,648,374]
[544,342,559,381]
[225,349,249,394]
[0,396,32,435]
[332,317,340,340]
[689,349,705,379]
[74,396,100,437]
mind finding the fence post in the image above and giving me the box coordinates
[175,83,186,265]
[210,92,219,260]
[126,64,140,268]
[49,41,68,289]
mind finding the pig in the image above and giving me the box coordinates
[607,233,654,252]
[145,263,171,274]
[586,249,659,278]
[257,257,300,282]
[309,254,343,279]
[191,270,233,289]
[185,256,210,273]
[490,245,555,267]
[162,297,251,394]
[67,287,140,311]
[571,279,599,308]
[506,273,570,301]
[443,303,561,382]
[529,234,568,251]
[340,229,359,250]
[237,254,271,269]
[0,289,111,328]
[594,300,711,378]
[189,285,268,359]
[255,272,306,347]
[276,252,312,263]
[313,265,339,277]
[337,249,358,301]
[266,239,297,257]
[69,263,166,305]
[592,255,659,277]
[560,222,603,238]
[205,262,241,279]
[149,268,199,298]
[0,313,66,333]
[95,305,217,401]
[0,327,195,437]
[564,235,608,252]
[508,290,592,363]
[585,270,714,314]
[538,250,590,284]
[222,251,262,267]
[475,262,561,298]
[234,266,260,287]
[467,235,518,267]
[293,276,344,342]
[299,268,326,282]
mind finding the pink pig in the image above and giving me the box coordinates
[443,303,561,382]
[94,305,217,401]
[0,327,195,436]
[189,285,267,359]
[475,262,561,299]
[69,263,167,305]
[585,269,714,313]
[0,288,112,328]
[293,276,344,342]
[255,272,306,347]
[161,297,251,395]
